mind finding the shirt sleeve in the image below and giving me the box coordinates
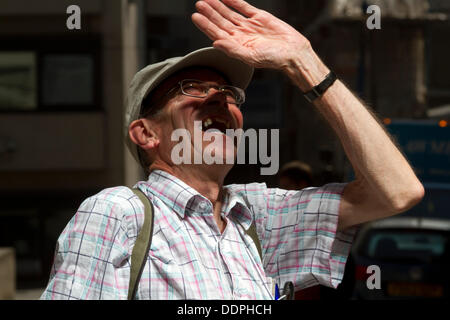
[249,182,357,290]
[40,188,141,300]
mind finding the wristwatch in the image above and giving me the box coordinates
[303,71,337,103]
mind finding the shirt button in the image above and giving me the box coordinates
[238,287,247,295]
[199,201,207,210]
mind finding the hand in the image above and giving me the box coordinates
[191,0,311,71]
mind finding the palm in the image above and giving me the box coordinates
[192,0,309,70]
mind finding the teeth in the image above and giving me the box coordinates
[202,117,231,130]
[203,118,213,129]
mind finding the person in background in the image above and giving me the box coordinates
[278,161,314,190]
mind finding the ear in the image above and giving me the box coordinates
[128,118,160,151]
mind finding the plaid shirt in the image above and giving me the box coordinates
[41,170,356,300]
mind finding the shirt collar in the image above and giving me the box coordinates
[137,170,201,219]
[222,186,254,231]
[136,170,253,228]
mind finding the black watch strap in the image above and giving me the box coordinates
[303,71,337,103]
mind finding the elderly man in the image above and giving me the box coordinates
[41,0,423,300]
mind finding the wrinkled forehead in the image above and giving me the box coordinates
[149,66,230,102]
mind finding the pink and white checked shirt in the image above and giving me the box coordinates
[41,170,356,300]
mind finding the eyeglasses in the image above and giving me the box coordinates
[178,79,245,106]
[170,79,245,106]
[140,79,246,118]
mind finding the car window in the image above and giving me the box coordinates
[362,229,449,263]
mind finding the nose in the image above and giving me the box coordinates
[203,87,229,108]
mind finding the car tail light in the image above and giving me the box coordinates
[355,265,369,281]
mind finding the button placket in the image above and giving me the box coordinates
[215,238,233,299]
[217,224,242,299]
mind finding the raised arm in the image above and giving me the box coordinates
[192,0,424,230]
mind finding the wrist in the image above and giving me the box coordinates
[283,46,330,92]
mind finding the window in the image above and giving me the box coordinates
[362,229,449,263]
[0,36,100,112]
[426,23,450,109]
[42,54,94,107]
[0,52,37,111]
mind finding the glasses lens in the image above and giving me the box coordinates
[181,80,206,96]
[221,86,244,105]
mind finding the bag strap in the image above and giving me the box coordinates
[245,221,262,261]
[128,188,154,300]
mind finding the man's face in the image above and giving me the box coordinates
[149,67,244,170]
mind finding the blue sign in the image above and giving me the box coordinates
[387,120,450,184]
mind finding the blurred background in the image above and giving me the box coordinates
[0,0,449,300]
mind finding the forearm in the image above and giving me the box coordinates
[190,0,424,228]
[284,46,424,214]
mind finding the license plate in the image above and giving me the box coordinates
[387,282,443,297]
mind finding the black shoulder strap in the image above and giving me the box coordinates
[128,188,154,300]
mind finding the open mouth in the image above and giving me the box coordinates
[201,117,232,135]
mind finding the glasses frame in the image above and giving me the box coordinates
[178,79,245,106]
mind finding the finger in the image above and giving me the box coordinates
[220,0,259,18]
[195,1,236,33]
[191,13,229,41]
[201,0,246,25]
